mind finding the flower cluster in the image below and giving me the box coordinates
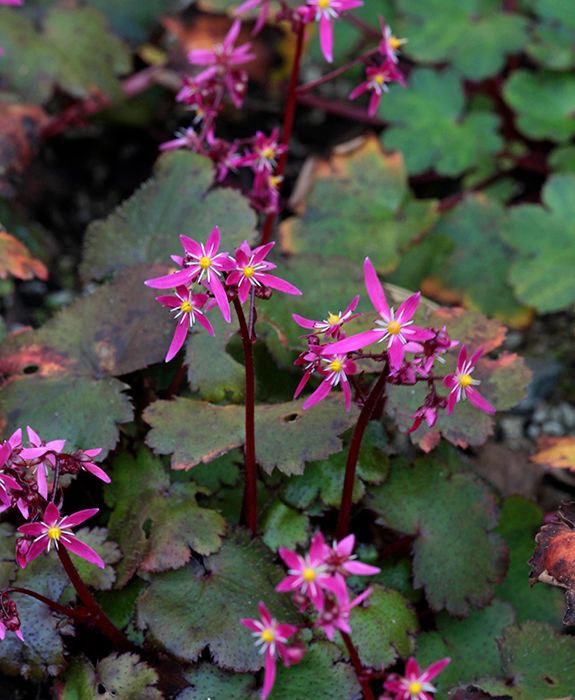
[294,257,496,426]
[241,532,379,698]
[382,657,451,700]
[145,227,301,361]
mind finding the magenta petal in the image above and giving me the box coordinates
[44,502,60,525]
[238,279,251,304]
[20,447,48,459]
[226,18,242,48]
[470,346,484,367]
[387,339,405,369]
[258,273,301,296]
[276,576,298,593]
[37,467,48,500]
[60,508,99,529]
[466,387,496,415]
[368,91,382,116]
[262,650,277,700]
[278,547,301,570]
[364,257,390,318]
[396,292,421,323]
[24,537,49,564]
[326,329,383,355]
[195,313,214,336]
[180,235,203,257]
[156,295,180,308]
[343,561,380,576]
[294,370,312,399]
[240,617,261,633]
[457,344,468,371]
[309,532,327,561]
[63,536,106,569]
[405,657,421,679]
[253,241,275,263]
[336,534,355,558]
[319,15,334,62]
[446,390,458,415]
[342,379,352,410]
[83,463,111,483]
[166,320,189,362]
[420,657,451,682]
[26,426,42,445]
[18,522,46,537]
[407,326,436,341]
[210,274,231,322]
[292,314,317,330]
[206,225,221,255]
[350,83,368,101]
[303,380,333,410]
[145,268,192,289]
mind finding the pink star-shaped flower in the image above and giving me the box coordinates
[443,345,495,416]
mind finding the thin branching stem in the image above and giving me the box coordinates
[340,631,377,700]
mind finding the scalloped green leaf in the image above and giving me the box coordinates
[261,501,309,551]
[144,396,357,476]
[84,0,170,43]
[503,70,575,142]
[177,663,255,700]
[398,0,527,79]
[0,265,175,453]
[66,528,121,592]
[368,456,507,615]
[59,653,163,700]
[502,174,575,312]
[105,450,225,586]
[0,7,130,104]
[136,532,297,670]
[495,497,564,625]
[350,585,417,669]
[416,600,514,692]
[379,69,502,176]
[527,0,575,70]
[393,195,531,327]
[81,151,257,282]
[281,139,438,275]
[478,622,575,699]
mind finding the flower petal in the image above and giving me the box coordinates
[166,319,189,362]
[210,274,231,323]
[63,535,106,569]
[319,14,334,63]
[364,257,390,318]
[257,273,302,296]
[60,508,99,529]
[326,329,383,356]
[303,380,333,410]
[262,650,277,700]
[466,387,496,415]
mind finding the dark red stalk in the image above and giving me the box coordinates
[260,21,306,245]
[57,547,135,652]
[297,92,388,128]
[340,631,376,700]
[296,47,379,95]
[336,365,389,540]
[233,297,257,535]
[5,586,88,622]
[165,361,187,398]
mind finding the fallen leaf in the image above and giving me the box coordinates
[531,437,575,471]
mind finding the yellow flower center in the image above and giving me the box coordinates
[261,628,275,644]
[243,266,255,278]
[459,373,474,388]
[318,0,330,7]
[408,681,422,695]
[261,146,275,160]
[181,300,193,313]
[269,175,282,188]
[374,74,386,85]
[327,312,341,325]
[47,526,61,541]
[199,256,212,269]
[302,567,317,582]
[328,359,343,373]
[390,36,403,50]
[387,320,402,335]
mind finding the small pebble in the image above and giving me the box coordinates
[559,403,575,430]
[526,424,541,440]
[533,405,549,424]
[542,420,565,437]
[500,416,524,441]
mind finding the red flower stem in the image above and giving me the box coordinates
[165,361,187,398]
[343,12,381,39]
[340,631,376,700]
[5,586,88,622]
[296,47,380,95]
[336,364,389,541]
[233,297,258,535]
[260,21,306,245]
[57,547,135,652]
[296,92,388,127]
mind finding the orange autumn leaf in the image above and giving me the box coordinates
[0,230,48,281]
[531,437,575,471]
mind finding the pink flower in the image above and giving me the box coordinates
[292,295,360,339]
[17,503,105,569]
[188,19,256,70]
[227,240,302,303]
[379,18,407,64]
[276,533,333,608]
[235,0,270,34]
[0,593,24,642]
[235,129,287,173]
[250,171,283,214]
[384,657,451,700]
[60,448,110,483]
[327,257,434,369]
[443,345,495,416]
[0,442,20,508]
[301,0,364,63]
[145,226,233,322]
[293,344,323,400]
[20,427,66,500]
[322,533,381,577]
[302,352,357,410]
[350,62,406,116]
[160,127,200,152]
[315,582,372,640]
[240,602,299,699]
[155,286,215,362]
[0,0,24,4]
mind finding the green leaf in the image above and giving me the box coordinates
[502,174,575,312]
[549,145,575,174]
[0,265,176,454]
[398,0,527,79]
[177,664,255,700]
[281,139,438,274]
[66,527,121,592]
[368,456,507,615]
[495,496,564,625]
[0,7,130,104]
[84,0,172,43]
[81,151,257,282]
[136,532,297,670]
[395,195,531,327]
[262,501,309,551]
[144,396,357,476]
[416,600,514,692]
[106,450,225,585]
[271,643,359,700]
[503,70,575,142]
[479,622,575,699]
[379,69,502,176]
[59,653,163,700]
[350,585,417,668]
